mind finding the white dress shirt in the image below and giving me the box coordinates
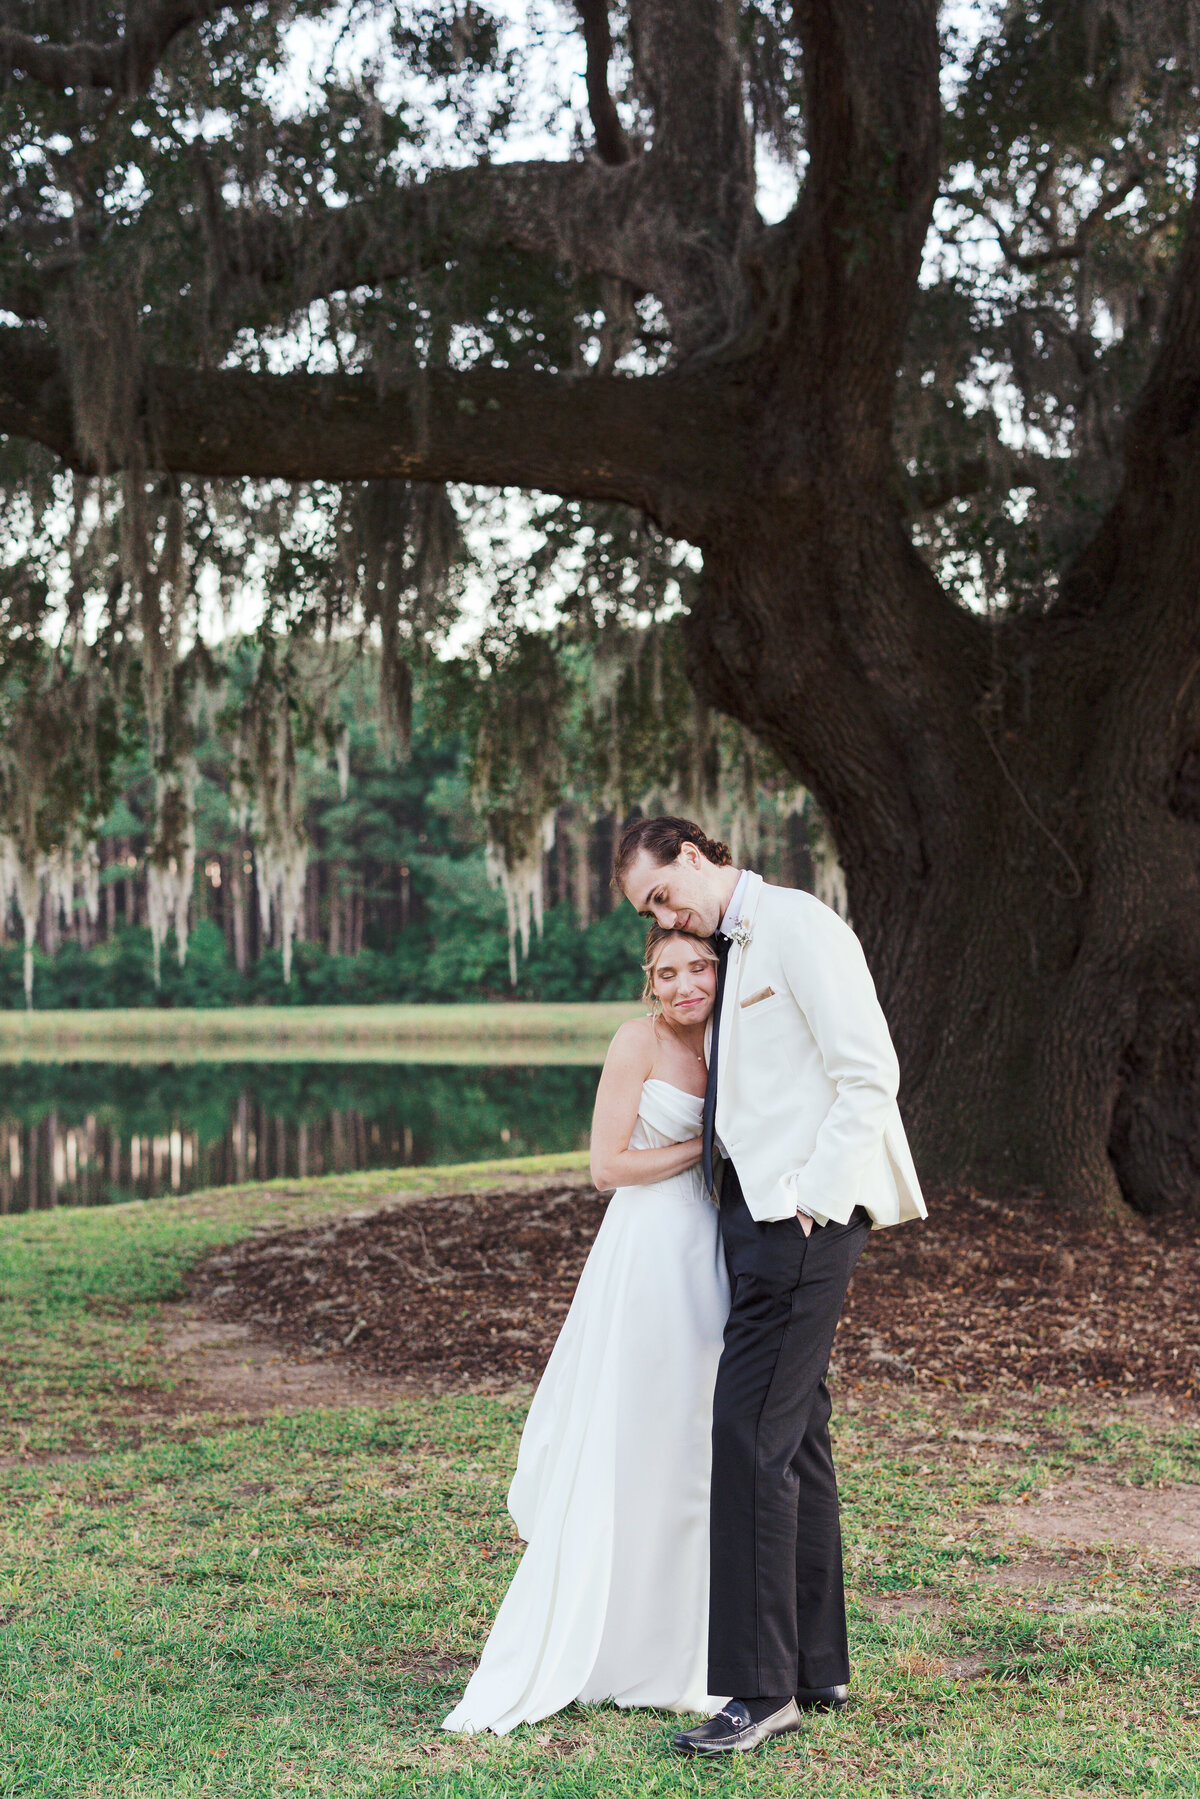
[719,868,751,939]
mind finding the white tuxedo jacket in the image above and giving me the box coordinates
[705,872,926,1229]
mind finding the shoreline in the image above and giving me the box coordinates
[0,1000,642,1062]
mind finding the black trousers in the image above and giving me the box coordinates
[707,1161,869,1698]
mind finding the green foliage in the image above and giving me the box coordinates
[904,0,1200,610]
[0,900,646,1007]
[0,654,126,835]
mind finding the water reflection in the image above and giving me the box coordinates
[0,1063,598,1212]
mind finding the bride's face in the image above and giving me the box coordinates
[650,938,718,1028]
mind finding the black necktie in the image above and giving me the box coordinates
[701,937,731,1196]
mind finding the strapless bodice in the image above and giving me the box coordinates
[631,1078,704,1145]
[626,1080,708,1205]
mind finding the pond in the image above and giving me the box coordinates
[0,1060,600,1212]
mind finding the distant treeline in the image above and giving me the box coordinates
[1,660,814,1009]
[0,907,645,1009]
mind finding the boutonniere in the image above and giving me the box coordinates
[728,921,753,953]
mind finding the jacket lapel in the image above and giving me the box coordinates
[716,871,763,1112]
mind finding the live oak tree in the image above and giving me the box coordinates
[3,1,1200,1215]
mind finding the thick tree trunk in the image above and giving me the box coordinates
[570,813,592,929]
[683,483,1200,1217]
[103,848,115,940]
[229,848,248,976]
[857,836,1135,1217]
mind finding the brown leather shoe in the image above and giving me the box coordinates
[671,1698,803,1756]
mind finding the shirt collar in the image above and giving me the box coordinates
[719,868,749,938]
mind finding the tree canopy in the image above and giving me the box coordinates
[4,3,1200,1212]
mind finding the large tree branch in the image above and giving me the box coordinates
[9,142,764,357]
[575,0,630,165]
[675,1,970,894]
[0,1,241,94]
[200,160,649,306]
[1059,182,1200,620]
[757,0,941,462]
[4,4,757,355]
[1119,184,1200,485]
[1,159,643,329]
[624,0,756,342]
[628,0,751,204]
[995,166,1144,271]
[0,328,744,531]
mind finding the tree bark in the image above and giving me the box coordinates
[328,876,342,957]
[102,846,115,940]
[305,862,320,944]
[0,334,741,530]
[0,2,245,93]
[230,849,248,976]
[682,453,1200,1218]
[0,1123,11,1216]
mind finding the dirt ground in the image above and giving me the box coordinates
[156,1304,1200,1569]
[164,1177,1200,1571]
[189,1177,1200,1400]
[157,1307,416,1417]
[989,1478,1200,1556]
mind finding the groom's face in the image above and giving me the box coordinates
[623,843,724,937]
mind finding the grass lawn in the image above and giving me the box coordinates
[0,1004,641,1065]
[2,1167,1198,1797]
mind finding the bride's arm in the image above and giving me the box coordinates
[589,1021,703,1192]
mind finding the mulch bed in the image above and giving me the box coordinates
[190,1182,1200,1400]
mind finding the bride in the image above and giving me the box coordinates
[443,924,731,1735]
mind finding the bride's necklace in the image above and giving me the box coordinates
[663,1017,704,1063]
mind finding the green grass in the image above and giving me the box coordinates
[0,1003,641,1065]
[0,1154,588,1459]
[2,1173,1198,1797]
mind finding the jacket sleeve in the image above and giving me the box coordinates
[765,898,900,1223]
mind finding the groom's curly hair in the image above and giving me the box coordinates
[611,815,733,891]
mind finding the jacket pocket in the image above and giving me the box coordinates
[739,989,788,1018]
[740,984,776,1008]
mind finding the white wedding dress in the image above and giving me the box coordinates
[443,1079,731,1736]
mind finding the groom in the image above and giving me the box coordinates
[615,815,925,1757]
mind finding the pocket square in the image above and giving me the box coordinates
[741,985,776,1009]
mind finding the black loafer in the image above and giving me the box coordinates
[671,1698,803,1756]
[795,1683,849,1711]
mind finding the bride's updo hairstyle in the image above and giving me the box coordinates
[641,923,720,1007]
[612,815,732,893]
